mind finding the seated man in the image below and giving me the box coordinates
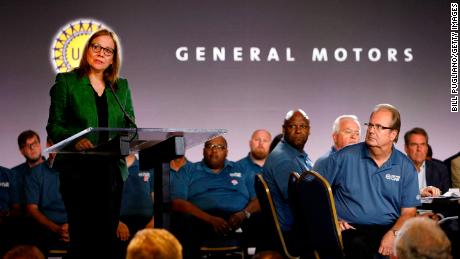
[25,137,69,253]
[392,217,451,259]
[117,154,154,258]
[314,114,361,169]
[0,166,14,255]
[170,136,258,259]
[404,127,450,197]
[263,109,313,233]
[314,104,420,258]
[237,129,272,179]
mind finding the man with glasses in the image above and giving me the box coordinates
[314,104,420,259]
[263,109,313,235]
[314,115,361,170]
[170,136,258,259]
[10,130,46,248]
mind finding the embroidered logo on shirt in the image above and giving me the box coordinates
[138,172,150,182]
[229,172,242,178]
[385,174,400,182]
[231,179,239,185]
[0,182,9,187]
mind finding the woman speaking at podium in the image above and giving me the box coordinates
[46,29,135,259]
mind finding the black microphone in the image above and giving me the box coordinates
[107,81,137,129]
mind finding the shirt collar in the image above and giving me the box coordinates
[361,142,400,166]
[198,159,233,174]
[281,139,308,158]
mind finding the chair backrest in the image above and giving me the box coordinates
[254,174,299,259]
[297,170,344,259]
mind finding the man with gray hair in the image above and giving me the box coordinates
[314,104,420,258]
[314,115,361,169]
[392,217,451,259]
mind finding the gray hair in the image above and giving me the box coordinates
[332,115,361,134]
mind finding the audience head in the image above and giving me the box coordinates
[17,130,42,164]
[365,104,400,150]
[269,133,283,153]
[126,228,182,259]
[78,29,121,85]
[404,127,429,168]
[252,250,284,259]
[332,115,361,150]
[203,136,228,171]
[249,129,272,160]
[393,217,451,259]
[283,109,310,151]
[3,245,45,259]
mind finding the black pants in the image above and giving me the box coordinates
[342,224,392,259]
[171,210,249,259]
[57,155,123,259]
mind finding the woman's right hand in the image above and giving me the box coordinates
[74,138,94,151]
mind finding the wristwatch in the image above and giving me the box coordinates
[243,210,251,219]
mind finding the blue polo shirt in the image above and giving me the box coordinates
[25,161,67,224]
[0,166,13,212]
[262,139,313,232]
[314,142,420,226]
[314,146,337,170]
[11,162,32,208]
[120,158,154,217]
[171,160,255,213]
[236,154,262,197]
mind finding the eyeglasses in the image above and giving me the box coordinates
[204,144,227,150]
[286,124,310,130]
[22,140,40,150]
[364,123,393,131]
[90,43,115,56]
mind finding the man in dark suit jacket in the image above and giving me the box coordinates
[404,128,451,197]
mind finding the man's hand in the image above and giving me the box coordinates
[228,211,246,230]
[59,223,70,242]
[338,219,356,232]
[378,230,396,256]
[117,221,130,241]
[207,215,230,234]
[420,186,441,197]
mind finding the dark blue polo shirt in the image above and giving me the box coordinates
[25,161,67,224]
[11,162,31,208]
[171,160,255,213]
[120,158,154,217]
[262,139,313,232]
[0,166,13,212]
[236,154,262,197]
[314,146,337,170]
[314,142,420,225]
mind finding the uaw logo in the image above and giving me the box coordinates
[50,19,109,72]
[385,173,401,182]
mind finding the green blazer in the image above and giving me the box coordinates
[46,71,135,180]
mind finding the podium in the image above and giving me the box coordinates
[45,127,227,228]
